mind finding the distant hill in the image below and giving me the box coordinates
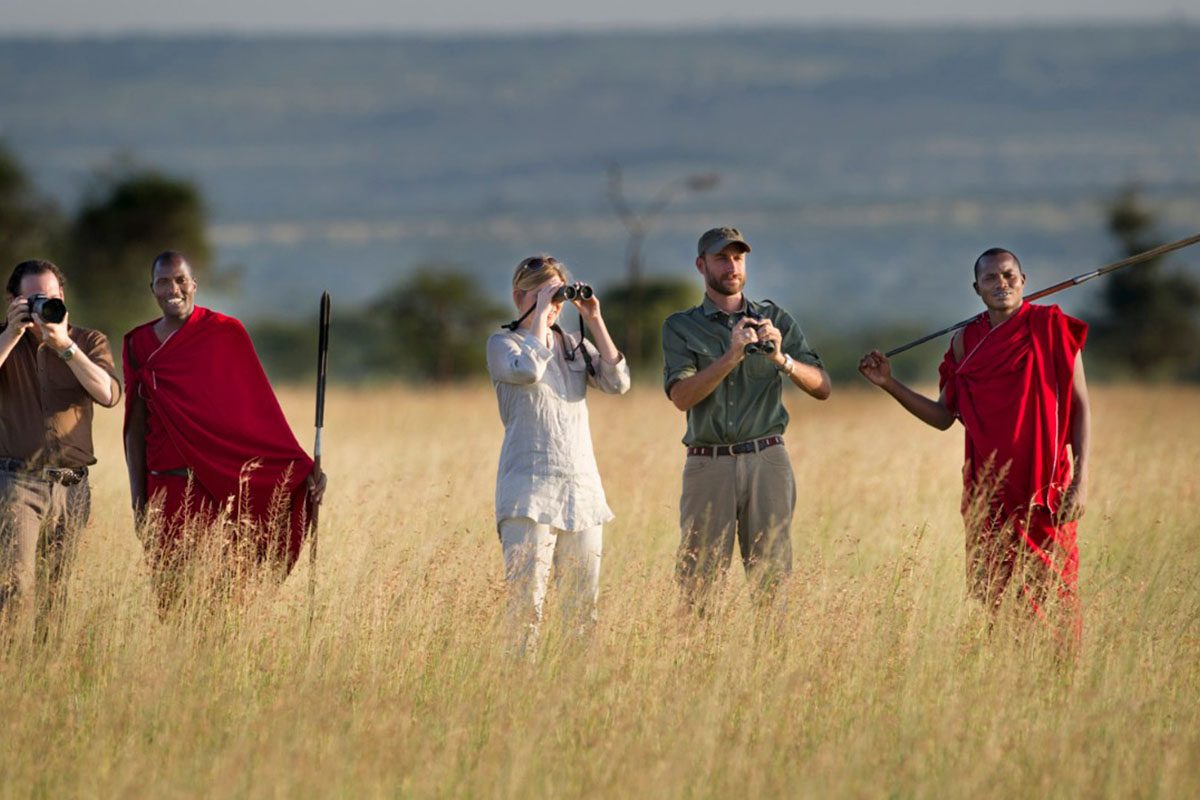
[1,26,1197,335]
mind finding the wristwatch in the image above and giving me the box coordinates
[57,342,77,362]
[777,353,795,375]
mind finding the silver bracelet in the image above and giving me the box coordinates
[777,353,794,375]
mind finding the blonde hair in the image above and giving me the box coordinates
[512,254,570,294]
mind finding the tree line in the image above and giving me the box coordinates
[2,142,1196,383]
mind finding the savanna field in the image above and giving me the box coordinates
[2,383,1198,798]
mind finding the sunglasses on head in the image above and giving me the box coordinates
[524,257,559,271]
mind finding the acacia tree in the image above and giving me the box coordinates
[68,165,213,339]
[370,268,507,381]
[1092,188,1200,380]
[598,277,696,373]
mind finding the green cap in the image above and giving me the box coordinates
[697,226,751,257]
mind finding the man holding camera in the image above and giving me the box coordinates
[663,228,831,608]
[123,251,325,608]
[0,260,121,639]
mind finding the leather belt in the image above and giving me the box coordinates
[0,458,88,486]
[687,435,784,458]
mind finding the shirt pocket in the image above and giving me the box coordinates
[744,354,779,381]
[687,341,720,369]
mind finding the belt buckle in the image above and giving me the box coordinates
[731,441,755,455]
[42,467,82,486]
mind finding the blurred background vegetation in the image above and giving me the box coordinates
[1,25,1197,386]
[3,137,1197,384]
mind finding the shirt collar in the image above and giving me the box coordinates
[701,294,753,319]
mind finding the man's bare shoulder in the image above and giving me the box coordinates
[951,328,966,362]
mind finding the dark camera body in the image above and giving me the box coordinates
[28,294,67,324]
[553,283,594,302]
[743,310,776,355]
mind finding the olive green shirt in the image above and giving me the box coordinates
[662,296,824,447]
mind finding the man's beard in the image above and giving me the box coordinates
[705,270,744,297]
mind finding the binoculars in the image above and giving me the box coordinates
[28,294,67,325]
[553,283,594,302]
[743,311,776,355]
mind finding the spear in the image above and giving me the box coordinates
[885,232,1200,357]
[308,291,331,625]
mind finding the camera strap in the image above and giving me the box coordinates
[501,305,536,332]
[551,316,596,377]
[503,301,595,378]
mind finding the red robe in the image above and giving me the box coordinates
[939,303,1087,635]
[123,307,313,573]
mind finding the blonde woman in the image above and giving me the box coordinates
[486,255,630,648]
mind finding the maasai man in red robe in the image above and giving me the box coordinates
[124,251,326,606]
[858,248,1090,641]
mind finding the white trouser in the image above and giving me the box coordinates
[499,517,602,642]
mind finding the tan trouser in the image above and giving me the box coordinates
[0,468,90,641]
[677,443,795,603]
[499,517,602,653]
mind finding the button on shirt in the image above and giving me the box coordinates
[487,327,631,533]
[662,296,823,447]
[0,325,121,468]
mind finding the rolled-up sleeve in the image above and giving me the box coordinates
[777,310,824,369]
[81,329,123,407]
[662,316,697,397]
[487,331,555,385]
[584,340,631,395]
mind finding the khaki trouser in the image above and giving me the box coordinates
[499,516,602,654]
[677,443,796,604]
[0,468,91,641]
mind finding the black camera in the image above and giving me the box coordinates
[28,294,67,325]
[553,283,594,302]
[743,309,776,355]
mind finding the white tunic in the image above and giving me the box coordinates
[487,327,631,533]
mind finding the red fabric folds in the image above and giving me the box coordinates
[938,303,1087,640]
[939,303,1087,518]
[123,306,313,570]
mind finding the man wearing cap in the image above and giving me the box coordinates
[0,259,121,640]
[662,227,831,607]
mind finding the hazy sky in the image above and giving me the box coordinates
[3,0,1194,34]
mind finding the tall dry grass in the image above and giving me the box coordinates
[2,384,1198,798]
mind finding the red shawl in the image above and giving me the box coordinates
[939,303,1087,517]
[123,307,313,555]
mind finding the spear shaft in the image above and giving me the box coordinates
[885,232,1200,358]
[308,292,331,623]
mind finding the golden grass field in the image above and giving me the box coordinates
[3,382,1199,798]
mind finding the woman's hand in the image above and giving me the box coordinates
[534,280,564,322]
[572,288,602,323]
[530,280,564,343]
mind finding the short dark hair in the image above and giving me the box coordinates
[151,250,191,278]
[6,260,67,297]
[973,247,1022,278]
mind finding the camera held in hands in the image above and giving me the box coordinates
[553,283,594,303]
[28,294,67,325]
[743,310,776,355]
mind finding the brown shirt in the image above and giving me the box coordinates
[0,325,121,468]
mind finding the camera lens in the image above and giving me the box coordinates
[29,296,67,324]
